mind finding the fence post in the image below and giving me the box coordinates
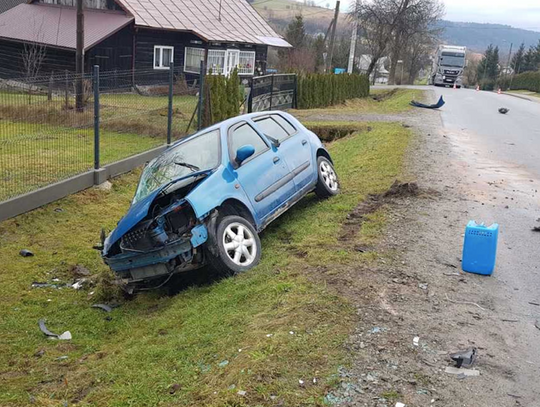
[167,62,174,145]
[197,60,206,131]
[93,65,100,171]
[64,70,69,110]
[293,74,298,109]
[269,74,274,111]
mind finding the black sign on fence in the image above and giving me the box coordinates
[248,74,297,113]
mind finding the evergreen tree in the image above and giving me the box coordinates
[511,43,525,74]
[312,34,326,72]
[477,44,500,84]
[285,14,306,49]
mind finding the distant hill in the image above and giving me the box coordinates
[251,0,540,52]
[437,21,540,52]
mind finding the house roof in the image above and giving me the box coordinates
[115,0,291,47]
[0,3,134,50]
[0,0,26,14]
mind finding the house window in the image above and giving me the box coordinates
[238,51,256,75]
[184,47,205,73]
[154,46,174,70]
[208,49,226,75]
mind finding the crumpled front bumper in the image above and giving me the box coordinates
[103,224,208,284]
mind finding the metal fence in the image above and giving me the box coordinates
[0,65,200,203]
[248,74,297,113]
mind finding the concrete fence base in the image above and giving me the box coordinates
[0,145,167,222]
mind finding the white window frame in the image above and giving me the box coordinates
[184,47,205,74]
[238,51,256,76]
[208,49,227,75]
[154,45,174,70]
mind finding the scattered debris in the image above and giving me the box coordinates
[54,208,64,213]
[370,327,385,334]
[532,227,540,232]
[410,95,445,109]
[38,319,72,340]
[71,279,87,290]
[96,180,113,191]
[289,331,295,335]
[168,383,181,394]
[413,337,420,347]
[443,272,460,276]
[528,301,540,306]
[34,349,45,358]
[237,390,247,396]
[445,366,480,376]
[91,304,113,313]
[31,282,63,289]
[266,334,273,338]
[418,283,428,290]
[498,108,509,114]
[501,319,519,323]
[449,347,477,368]
[298,379,305,386]
[396,403,406,407]
[535,320,540,331]
[218,360,229,368]
[508,394,522,399]
[57,356,69,361]
[19,249,34,257]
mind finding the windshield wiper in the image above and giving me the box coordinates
[175,161,200,172]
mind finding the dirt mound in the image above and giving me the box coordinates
[371,88,399,102]
[383,180,419,198]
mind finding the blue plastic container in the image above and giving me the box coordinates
[462,221,499,275]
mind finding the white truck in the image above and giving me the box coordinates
[430,45,467,88]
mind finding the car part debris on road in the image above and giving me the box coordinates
[19,249,34,257]
[498,108,509,114]
[410,96,445,109]
[91,304,113,313]
[449,347,477,368]
[38,319,71,340]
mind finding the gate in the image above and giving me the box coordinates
[248,74,297,113]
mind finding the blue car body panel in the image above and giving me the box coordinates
[102,112,334,284]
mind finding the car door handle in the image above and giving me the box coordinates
[273,156,280,164]
[302,140,308,146]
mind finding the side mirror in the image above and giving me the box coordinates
[235,145,255,165]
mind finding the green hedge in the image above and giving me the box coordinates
[297,73,370,109]
[203,69,243,127]
[501,71,540,92]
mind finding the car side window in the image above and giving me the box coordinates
[272,115,297,135]
[253,116,290,142]
[230,123,269,162]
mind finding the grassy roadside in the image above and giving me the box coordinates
[292,88,425,119]
[0,121,412,406]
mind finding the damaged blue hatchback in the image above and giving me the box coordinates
[101,112,339,291]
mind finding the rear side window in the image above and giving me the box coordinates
[253,117,289,142]
[230,123,268,158]
[272,115,297,135]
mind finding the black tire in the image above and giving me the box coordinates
[315,156,340,198]
[207,215,261,275]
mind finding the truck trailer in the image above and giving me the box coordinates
[430,45,467,88]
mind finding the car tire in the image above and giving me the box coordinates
[315,156,340,198]
[208,215,261,275]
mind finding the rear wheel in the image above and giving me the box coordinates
[208,215,261,275]
[315,156,340,198]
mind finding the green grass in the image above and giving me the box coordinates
[0,121,412,406]
[506,89,540,99]
[0,91,198,201]
[292,89,425,119]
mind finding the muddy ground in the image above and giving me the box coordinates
[318,92,540,407]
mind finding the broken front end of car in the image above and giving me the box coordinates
[102,193,210,292]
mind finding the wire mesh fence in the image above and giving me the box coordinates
[0,67,200,202]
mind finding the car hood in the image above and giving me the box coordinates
[103,170,213,255]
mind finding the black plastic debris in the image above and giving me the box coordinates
[410,96,445,109]
[91,304,113,313]
[450,347,477,368]
[38,319,72,340]
[532,227,540,232]
[498,108,509,114]
[19,249,34,257]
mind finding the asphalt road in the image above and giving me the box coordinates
[429,86,540,403]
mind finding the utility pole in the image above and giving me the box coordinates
[327,0,340,73]
[347,1,358,74]
[76,0,84,112]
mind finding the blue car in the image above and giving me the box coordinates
[101,112,339,291]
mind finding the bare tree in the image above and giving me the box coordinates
[21,18,47,103]
[351,0,443,83]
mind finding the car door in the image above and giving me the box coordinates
[228,121,295,222]
[252,114,314,193]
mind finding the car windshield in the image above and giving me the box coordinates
[441,52,465,68]
[133,130,220,204]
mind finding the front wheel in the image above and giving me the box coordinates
[208,215,261,275]
[315,156,340,198]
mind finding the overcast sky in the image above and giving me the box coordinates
[316,0,540,31]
